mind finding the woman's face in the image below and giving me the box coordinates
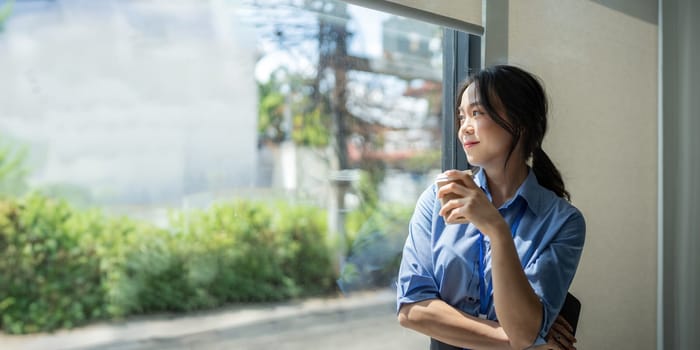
[457,83,515,170]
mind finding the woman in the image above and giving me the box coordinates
[396,65,585,350]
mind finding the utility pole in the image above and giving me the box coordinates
[310,0,353,272]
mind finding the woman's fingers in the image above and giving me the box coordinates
[436,169,498,227]
[436,169,477,206]
[444,205,469,224]
[439,197,465,220]
[438,190,479,220]
[546,316,577,350]
[436,180,469,201]
[551,334,576,350]
[437,179,473,219]
[555,315,574,333]
[551,317,577,344]
[547,334,576,350]
[444,169,477,188]
[549,333,576,349]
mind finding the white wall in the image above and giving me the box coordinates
[503,1,659,349]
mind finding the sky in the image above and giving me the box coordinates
[347,4,390,58]
[253,2,391,83]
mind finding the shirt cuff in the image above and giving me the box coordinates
[533,335,548,346]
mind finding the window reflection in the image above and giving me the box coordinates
[0,0,444,347]
[245,0,445,294]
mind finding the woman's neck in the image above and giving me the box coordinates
[483,161,529,208]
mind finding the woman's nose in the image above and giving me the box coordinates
[461,121,474,135]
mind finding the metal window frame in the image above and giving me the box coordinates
[442,31,481,171]
[340,0,484,35]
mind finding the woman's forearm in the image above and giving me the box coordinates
[398,299,512,350]
[486,221,543,350]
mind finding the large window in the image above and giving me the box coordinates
[0,0,474,348]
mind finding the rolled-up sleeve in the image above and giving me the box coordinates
[396,186,439,312]
[524,209,586,340]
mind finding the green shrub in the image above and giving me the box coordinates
[0,194,103,334]
[271,202,335,295]
[168,200,335,304]
[0,195,336,334]
[172,200,288,304]
[96,219,183,316]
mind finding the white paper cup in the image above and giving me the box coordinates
[435,170,473,224]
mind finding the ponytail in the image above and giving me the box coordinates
[532,147,570,201]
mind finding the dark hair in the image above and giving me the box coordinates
[457,65,570,201]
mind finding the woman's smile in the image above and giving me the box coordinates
[463,140,480,149]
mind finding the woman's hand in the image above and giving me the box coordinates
[437,170,506,235]
[544,315,577,350]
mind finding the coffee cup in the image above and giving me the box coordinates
[435,170,473,224]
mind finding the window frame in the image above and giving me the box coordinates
[441,30,480,171]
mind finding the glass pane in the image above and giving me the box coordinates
[0,0,444,347]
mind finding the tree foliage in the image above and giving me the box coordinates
[258,80,287,143]
[257,70,331,147]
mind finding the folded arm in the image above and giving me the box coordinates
[398,299,511,350]
[487,221,544,349]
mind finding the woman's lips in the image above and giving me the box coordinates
[463,141,479,149]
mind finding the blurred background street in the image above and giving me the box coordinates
[0,1,441,348]
[0,290,428,350]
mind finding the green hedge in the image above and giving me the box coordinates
[0,194,335,334]
[0,195,103,334]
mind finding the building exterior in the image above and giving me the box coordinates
[0,0,257,205]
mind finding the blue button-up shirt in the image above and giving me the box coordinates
[396,168,585,346]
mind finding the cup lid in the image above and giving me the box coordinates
[434,173,452,183]
[435,169,474,184]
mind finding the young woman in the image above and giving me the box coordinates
[396,65,585,350]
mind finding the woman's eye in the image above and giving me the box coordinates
[472,110,481,117]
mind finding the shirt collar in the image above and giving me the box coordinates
[473,167,545,216]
